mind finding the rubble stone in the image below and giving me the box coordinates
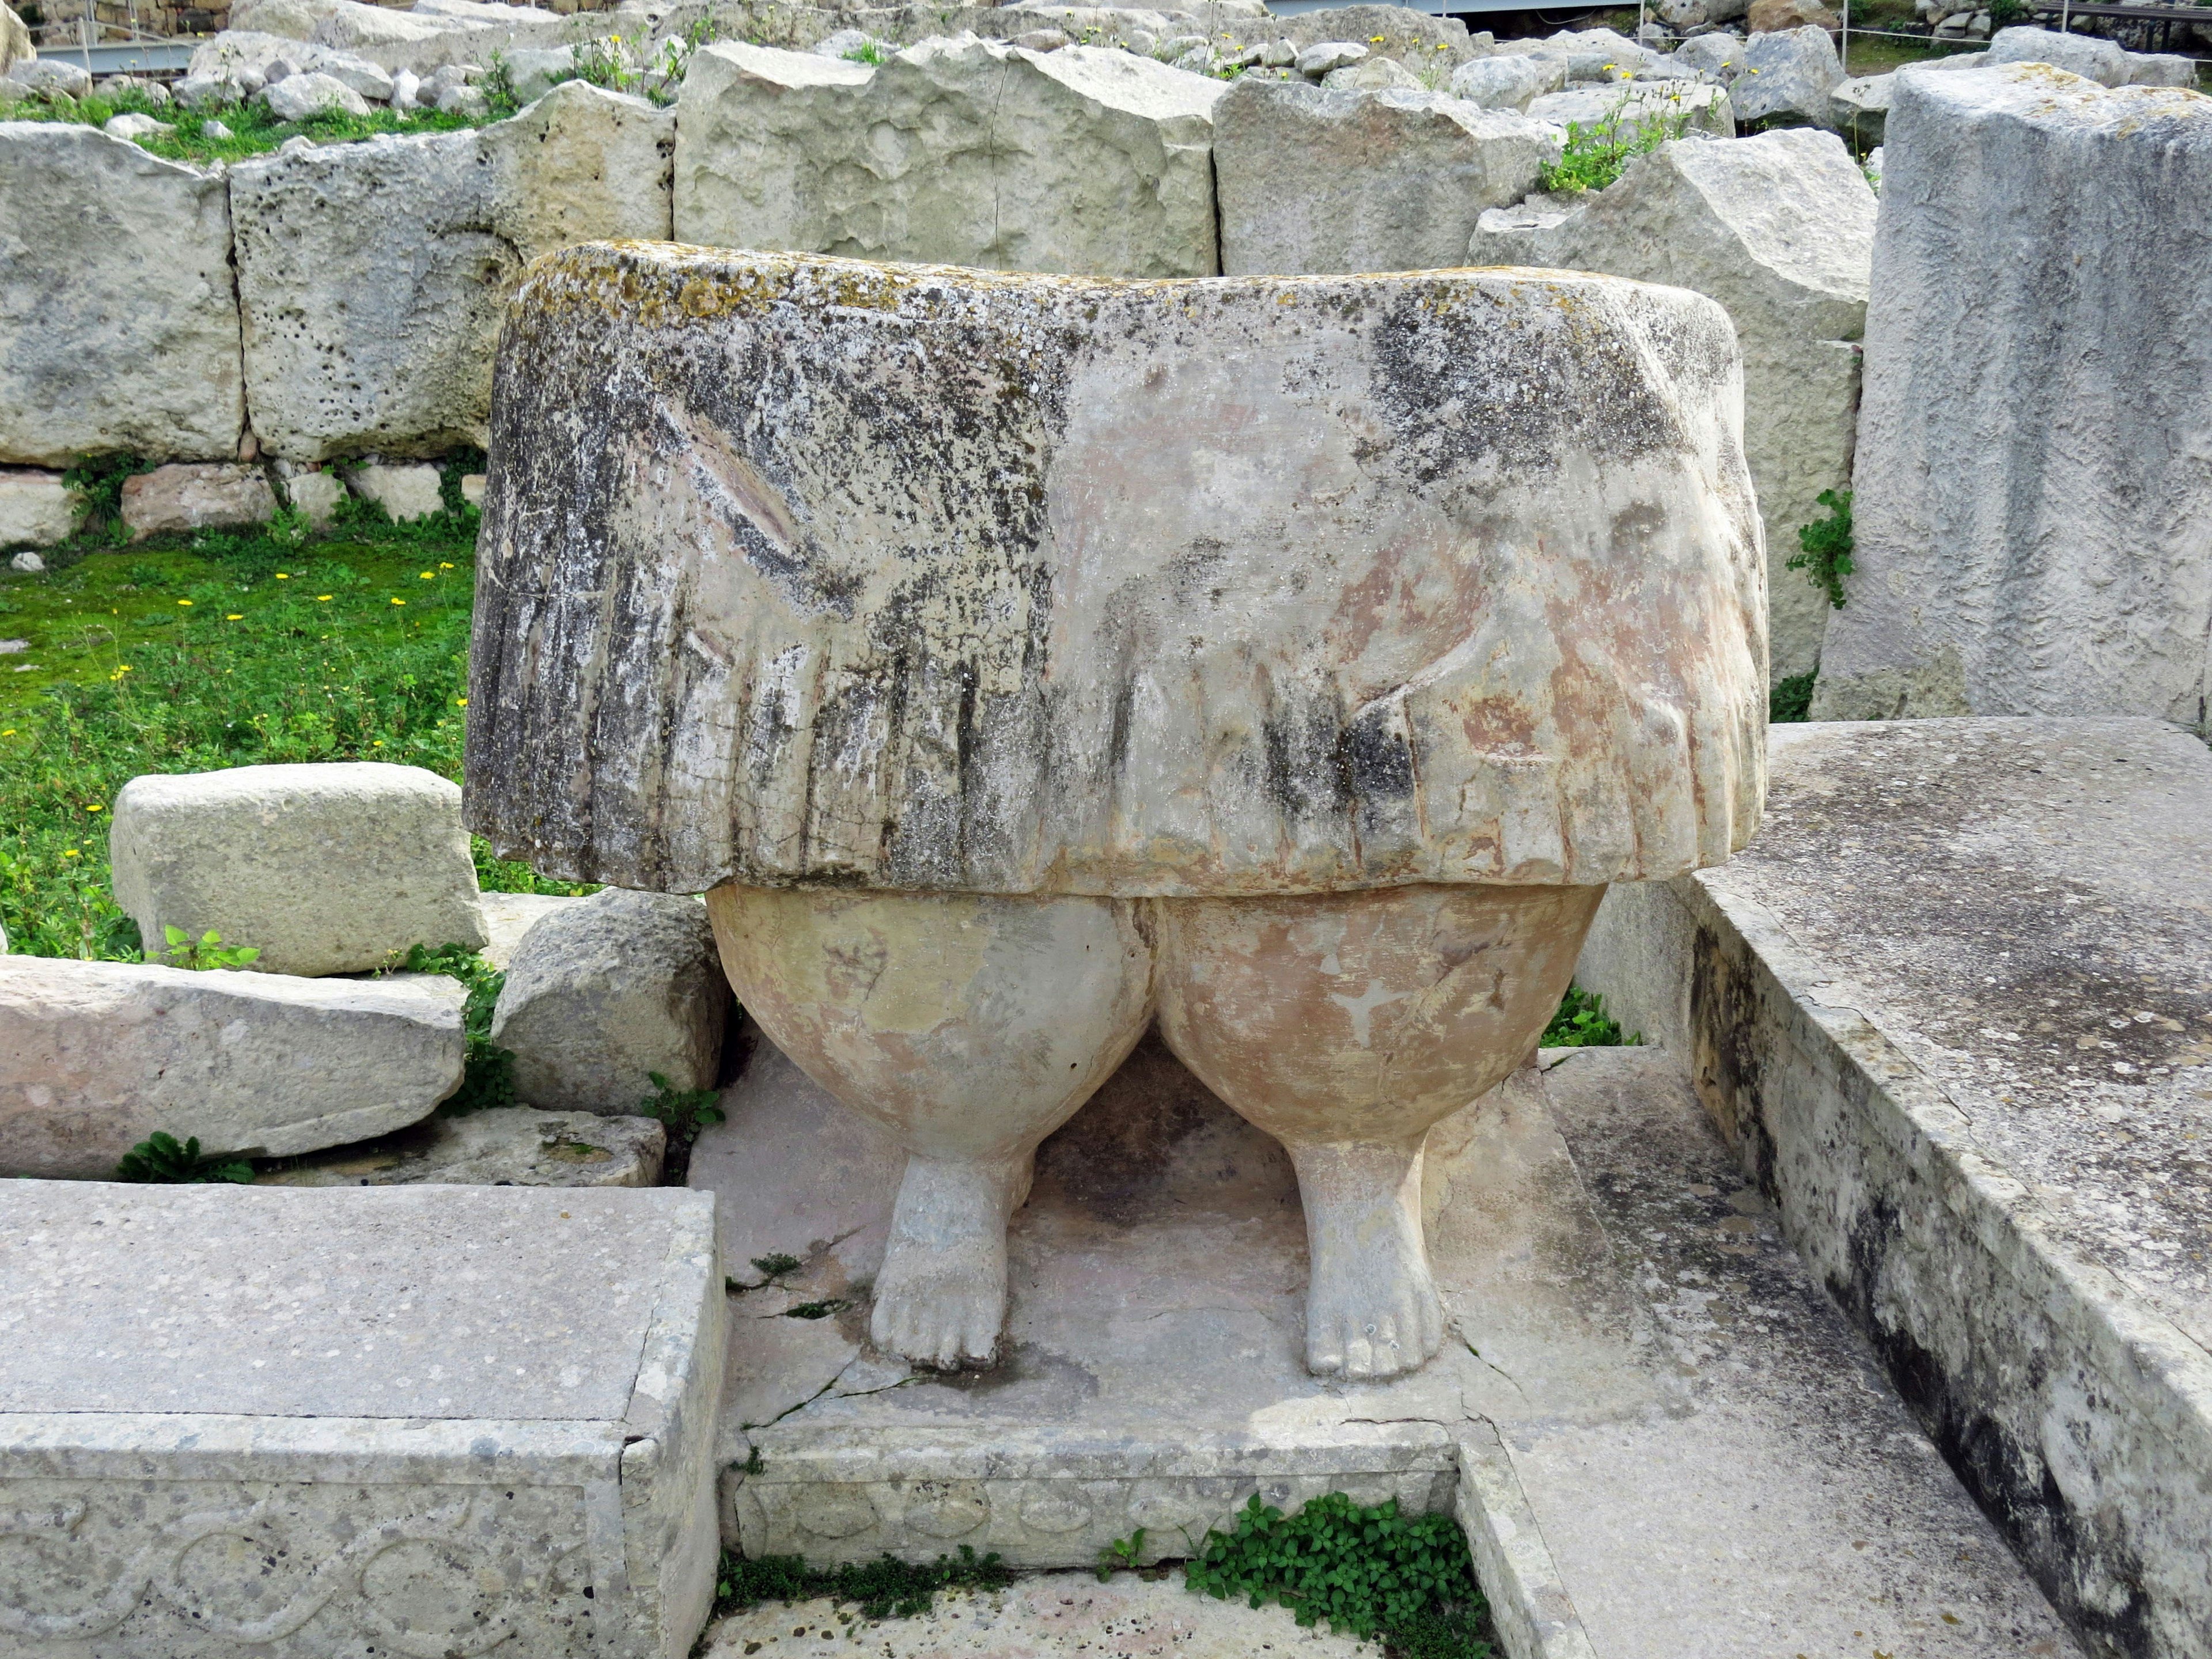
[1986,23,2128,85]
[1731,23,1843,126]
[350,460,444,521]
[258,1103,666,1187]
[1525,77,1735,138]
[0,468,73,548]
[1449,51,1566,110]
[262,68,370,119]
[110,761,489,976]
[120,462,278,540]
[279,465,347,526]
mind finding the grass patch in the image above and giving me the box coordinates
[1541,984,1638,1048]
[0,494,584,960]
[1185,1492,1494,1658]
[711,1546,1014,1624]
[4,84,491,166]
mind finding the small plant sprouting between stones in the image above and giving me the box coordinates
[753,1251,802,1279]
[641,1070,725,1146]
[841,39,887,64]
[711,1544,1014,1624]
[391,942,514,1113]
[1185,1492,1494,1658]
[116,1131,255,1185]
[783,1298,850,1320]
[1769,669,1817,725]
[1541,983,1638,1047]
[1096,1527,1146,1581]
[1790,487,1855,609]
[1536,90,1694,195]
[157,925,261,971]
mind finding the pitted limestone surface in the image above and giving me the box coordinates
[1702,718,2212,1353]
[467,246,1766,897]
[0,1183,678,1419]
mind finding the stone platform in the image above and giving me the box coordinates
[692,1033,2078,1657]
[0,1182,725,1659]
[1577,717,2212,1657]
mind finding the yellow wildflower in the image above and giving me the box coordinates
[390,597,406,606]
[176,599,192,607]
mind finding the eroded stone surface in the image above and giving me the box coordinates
[256,1103,666,1187]
[1813,66,2212,722]
[120,461,277,540]
[467,247,1766,897]
[0,469,73,549]
[111,761,488,976]
[1468,129,1875,682]
[0,1181,724,1659]
[0,123,243,466]
[672,38,1223,277]
[0,956,463,1176]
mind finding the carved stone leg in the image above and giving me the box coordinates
[705,883,1154,1371]
[1154,883,1603,1381]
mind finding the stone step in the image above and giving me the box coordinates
[1577,716,2212,1658]
[692,1032,2077,1657]
[0,1181,725,1659]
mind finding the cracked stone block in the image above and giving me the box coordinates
[0,123,244,466]
[0,955,464,1177]
[231,80,672,461]
[0,1180,724,1659]
[110,761,489,976]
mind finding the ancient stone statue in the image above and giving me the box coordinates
[468,247,1766,1380]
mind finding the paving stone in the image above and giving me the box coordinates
[110,760,488,976]
[0,1180,724,1658]
[1577,715,2212,1654]
[256,1103,665,1187]
[0,954,464,1177]
[693,1031,2077,1657]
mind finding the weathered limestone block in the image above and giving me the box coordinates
[0,1180,724,1659]
[279,465,347,526]
[1733,23,1843,127]
[0,123,243,467]
[491,888,730,1115]
[1813,67,2212,722]
[1469,129,1876,683]
[1524,78,1735,139]
[120,462,278,540]
[188,28,395,99]
[1,3,29,75]
[351,460,444,520]
[1986,23,2129,85]
[467,246,1766,897]
[672,38,1223,276]
[0,468,73,549]
[0,956,464,1176]
[233,81,673,460]
[1449,51,1566,111]
[110,762,489,975]
[258,1103,667,1186]
[1214,78,1560,274]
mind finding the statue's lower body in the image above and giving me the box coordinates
[707,881,1603,1381]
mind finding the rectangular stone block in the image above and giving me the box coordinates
[1575,717,2212,1657]
[111,761,488,977]
[0,1181,725,1659]
[672,37,1224,277]
[1813,66,2212,722]
[0,955,465,1177]
[468,245,1766,897]
[0,468,73,550]
[0,123,244,466]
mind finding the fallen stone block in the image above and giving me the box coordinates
[479,887,588,968]
[1986,22,2128,85]
[258,1103,666,1186]
[1520,25,1672,81]
[1829,70,1889,139]
[278,464,346,526]
[189,28,395,99]
[350,460,444,520]
[673,38,1223,277]
[1813,66,2212,721]
[468,245,1766,896]
[110,760,489,976]
[6,56,90,97]
[1732,22,1842,126]
[0,124,244,467]
[492,888,729,1115]
[1,3,28,75]
[0,468,73,548]
[1524,77,1734,138]
[261,67,371,118]
[1672,31,1748,78]
[1577,715,2212,1654]
[1215,78,1559,273]
[0,1179,724,1658]
[1449,50,1566,109]
[233,80,672,460]
[1748,0,1840,29]
[0,955,464,1176]
[119,461,277,540]
[2127,51,2196,87]
[1468,128,1874,683]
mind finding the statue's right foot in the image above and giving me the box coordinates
[1291,1139,1445,1381]
[869,1153,1022,1370]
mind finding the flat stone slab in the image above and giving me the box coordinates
[0,1181,724,1658]
[698,1573,1378,1657]
[695,1034,2076,1654]
[1577,715,2212,1656]
[254,1104,665,1188]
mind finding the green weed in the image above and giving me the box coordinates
[711,1545,1013,1624]
[1097,1527,1146,1581]
[842,40,887,63]
[156,925,261,970]
[116,1131,255,1184]
[1536,91,1694,195]
[751,1252,802,1280]
[783,1299,849,1320]
[641,1070,724,1143]
[1789,488,1854,609]
[1185,1493,1493,1658]
[1541,984,1638,1048]
[1769,669,1817,725]
[391,942,514,1115]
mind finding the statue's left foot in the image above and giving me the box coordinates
[869,1153,1021,1371]
[1291,1139,1445,1381]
